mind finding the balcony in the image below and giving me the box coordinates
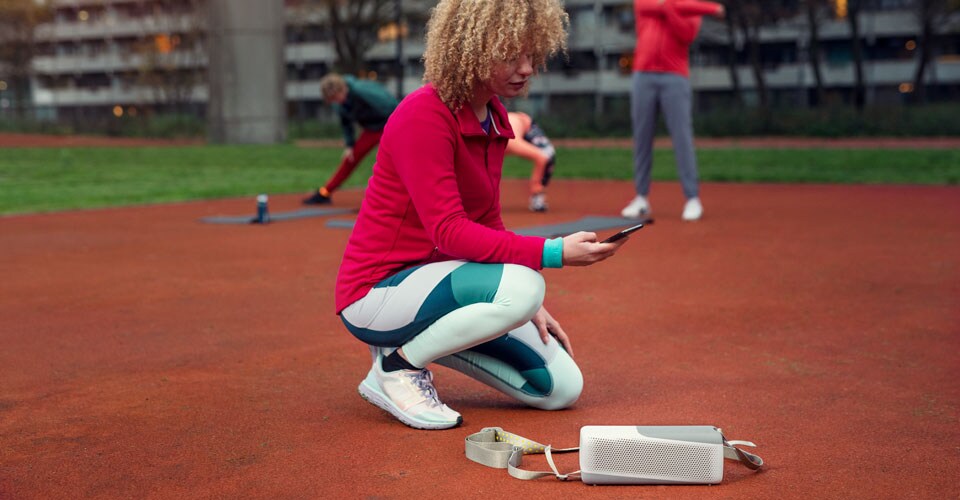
[32,84,209,107]
[33,50,207,75]
[35,14,202,42]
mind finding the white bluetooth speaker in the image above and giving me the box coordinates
[579,426,727,485]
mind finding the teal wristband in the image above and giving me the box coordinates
[542,237,564,268]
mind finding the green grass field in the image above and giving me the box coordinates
[1,145,958,215]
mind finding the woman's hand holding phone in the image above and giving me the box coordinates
[561,231,626,266]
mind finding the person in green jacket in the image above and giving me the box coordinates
[303,73,399,205]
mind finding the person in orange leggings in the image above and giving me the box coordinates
[505,111,556,212]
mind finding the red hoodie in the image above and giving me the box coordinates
[334,85,546,313]
[633,0,723,78]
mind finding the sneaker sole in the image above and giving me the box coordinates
[357,377,462,430]
[621,209,651,218]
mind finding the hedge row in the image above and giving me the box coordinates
[2,103,958,139]
[536,103,960,138]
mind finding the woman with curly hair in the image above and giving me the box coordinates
[335,0,626,430]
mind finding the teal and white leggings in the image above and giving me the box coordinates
[341,260,583,410]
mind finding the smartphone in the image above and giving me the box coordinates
[601,223,644,244]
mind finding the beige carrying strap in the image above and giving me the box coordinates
[465,427,764,481]
[464,427,581,481]
[722,438,765,470]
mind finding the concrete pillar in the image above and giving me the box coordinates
[206,0,285,144]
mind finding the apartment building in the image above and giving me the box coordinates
[14,0,960,125]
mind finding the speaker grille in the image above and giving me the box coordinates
[581,436,721,482]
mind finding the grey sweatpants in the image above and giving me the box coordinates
[630,71,700,199]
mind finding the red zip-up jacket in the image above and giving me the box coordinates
[335,84,547,313]
[633,0,723,78]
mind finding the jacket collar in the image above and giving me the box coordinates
[453,94,515,140]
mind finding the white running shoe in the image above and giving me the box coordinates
[621,195,651,218]
[682,197,703,221]
[528,193,548,212]
[358,353,462,430]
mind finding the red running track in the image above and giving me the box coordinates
[1,179,958,498]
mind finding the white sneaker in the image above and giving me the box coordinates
[621,195,651,218]
[528,193,548,212]
[682,197,703,221]
[358,353,462,430]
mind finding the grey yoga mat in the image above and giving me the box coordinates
[201,207,355,224]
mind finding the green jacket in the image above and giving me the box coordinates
[336,75,399,146]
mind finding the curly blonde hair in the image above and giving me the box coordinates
[422,0,569,110]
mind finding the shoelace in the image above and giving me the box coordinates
[410,369,444,407]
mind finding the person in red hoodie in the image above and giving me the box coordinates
[621,0,724,221]
[335,0,626,430]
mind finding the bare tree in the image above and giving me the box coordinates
[0,0,52,119]
[717,0,796,122]
[135,0,206,115]
[803,0,828,106]
[729,1,770,111]
[911,0,960,103]
[292,0,394,75]
[721,0,744,107]
[846,0,866,110]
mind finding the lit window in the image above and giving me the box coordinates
[155,34,173,54]
[905,40,916,50]
[898,83,914,93]
[377,22,408,42]
[834,0,847,18]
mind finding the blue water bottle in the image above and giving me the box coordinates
[255,194,270,224]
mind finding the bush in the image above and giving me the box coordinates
[112,114,206,138]
[0,113,205,138]
[4,102,958,139]
[533,101,960,138]
[692,103,960,138]
[287,120,342,140]
[0,117,74,135]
